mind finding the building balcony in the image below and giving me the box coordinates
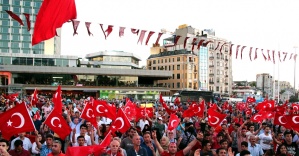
[209,56,214,59]
[225,75,228,77]
[209,81,214,84]
[209,73,214,76]
[209,65,214,68]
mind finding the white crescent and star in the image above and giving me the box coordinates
[209,115,219,125]
[51,117,62,128]
[8,113,25,128]
[96,105,107,113]
[170,120,177,127]
[293,106,299,110]
[112,117,124,130]
[86,108,94,118]
[278,116,286,124]
[253,114,262,120]
[292,116,299,124]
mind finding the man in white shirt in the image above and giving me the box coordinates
[258,125,272,153]
[71,124,92,146]
[138,117,149,131]
[10,132,32,151]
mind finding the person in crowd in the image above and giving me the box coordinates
[32,133,42,156]
[10,132,32,151]
[71,124,92,146]
[0,139,10,156]
[258,125,273,153]
[120,127,137,151]
[216,148,227,156]
[282,131,298,156]
[127,134,148,156]
[106,140,124,156]
[140,131,156,156]
[236,141,252,156]
[9,140,31,156]
[47,140,65,156]
[275,144,289,156]
[248,135,264,156]
[35,131,54,156]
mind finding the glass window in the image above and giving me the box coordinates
[13,7,20,13]
[12,27,19,33]
[22,43,30,48]
[177,65,180,70]
[177,82,180,88]
[12,57,20,65]
[22,49,30,54]
[27,58,33,65]
[20,57,26,65]
[12,35,20,41]
[177,74,180,79]
[34,58,42,66]
[0,41,9,47]
[11,42,19,48]
[2,57,11,65]
[1,48,9,53]
[177,57,180,61]
[23,35,31,41]
[1,27,9,33]
[23,1,31,6]
[2,20,10,26]
[11,49,20,53]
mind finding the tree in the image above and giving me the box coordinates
[250,81,256,87]
[289,95,299,102]
[280,89,286,95]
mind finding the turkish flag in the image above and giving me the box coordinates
[123,99,136,121]
[236,102,247,111]
[93,100,116,120]
[66,144,106,156]
[291,103,299,112]
[0,103,36,140]
[168,114,180,131]
[222,101,229,110]
[135,107,153,121]
[32,0,77,45]
[5,93,19,102]
[174,97,180,105]
[274,113,290,128]
[80,102,97,128]
[275,105,286,114]
[182,108,195,118]
[256,100,275,111]
[250,111,269,123]
[246,97,256,103]
[245,108,252,115]
[31,88,38,105]
[162,102,177,115]
[44,110,71,140]
[207,109,226,127]
[52,85,63,114]
[110,108,131,133]
[99,130,111,147]
[285,115,299,131]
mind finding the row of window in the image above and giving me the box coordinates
[0,48,44,54]
[149,56,196,65]
[0,26,33,34]
[209,86,229,92]
[0,1,42,7]
[0,57,70,66]
[161,82,198,89]
[0,42,43,49]
[149,64,198,71]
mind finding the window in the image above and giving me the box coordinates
[161,59,163,63]
[177,82,180,88]
[165,66,167,70]
[177,74,180,79]
[173,65,174,70]
[172,83,174,88]
[11,49,20,53]
[216,86,219,91]
[177,65,180,70]
[169,65,171,70]
[23,1,31,6]
[11,42,19,48]
[13,7,20,13]
[165,59,167,63]
[1,27,9,33]
[173,58,174,62]
[0,41,9,47]
[158,60,160,63]
[153,67,156,70]
[177,57,180,61]
[172,74,174,79]
[169,58,170,62]
[153,60,156,64]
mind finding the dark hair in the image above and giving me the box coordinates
[235,123,241,127]
[143,131,151,136]
[284,131,292,137]
[14,140,23,147]
[98,136,104,140]
[202,140,210,147]
[77,135,85,140]
[80,124,88,129]
[216,148,227,154]
[46,134,54,139]
[241,141,248,147]
[220,139,228,145]
[276,144,287,155]
[264,149,275,156]
[240,150,251,156]
[0,139,9,147]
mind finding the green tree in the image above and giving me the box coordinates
[250,81,256,87]
[289,95,299,102]
[280,89,286,94]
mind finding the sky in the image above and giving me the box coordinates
[60,0,299,88]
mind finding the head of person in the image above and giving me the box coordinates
[202,140,212,151]
[234,123,240,130]
[0,139,9,151]
[204,133,212,141]
[284,131,293,143]
[14,140,23,151]
[45,134,54,146]
[73,117,79,124]
[241,127,247,136]
[262,122,267,128]
[51,140,62,155]
[249,124,255,131]
[216,134,223,142]
[277,132,283,140]
[128,127,137,138]
[77,136,85,146]
[264,125,271,134]
[143,131,151,144]
[249,135,256,145]
[110,140,120,154]
[216,148,227,156]
[220,139,228,149]
[221,123,227,130]
[264,149,275,156]
[85,121,92,128]
[160,136,170,147]
[240,141,248,151]
[18,132,26,138]
[240,150,251,156]
[80,124,88,134]
[277,144,287,155]
[132,134,141,147]
[158,117,163,124]
[98,136,104,144]
[75,111,80,117]
[168,142,178,154]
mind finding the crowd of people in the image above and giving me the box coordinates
[0,95,299,156]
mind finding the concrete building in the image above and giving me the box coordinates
[256,73,273,98]
[0,0,60,55]
[147,25,233,96]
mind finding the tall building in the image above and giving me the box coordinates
[0,0,60,55]
[147,25,233,96]
[256,73,273,98]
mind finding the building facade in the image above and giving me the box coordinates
[0,0,60,55]
[256,73,273,98]
[147,25,233,96]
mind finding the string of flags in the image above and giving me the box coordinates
[5,10,298,64]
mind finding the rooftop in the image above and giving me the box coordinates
[85,50,142,61]
[147,49,197,59]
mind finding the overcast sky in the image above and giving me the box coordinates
[60,0,299,88]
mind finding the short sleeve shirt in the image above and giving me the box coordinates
[161,150,184,156]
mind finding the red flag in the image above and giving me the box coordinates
[71,20,80,35]
[229,44,234,56]
[275,105,286,114]
[5,10,24,26]
[214,42,221,51]
[272,50,275,64]
[5,93,19,102]
[137,30,147,45]
[119,27,125,37]
[256,100,275,111]
[131,28,139,35]
[254,48,258,60]
[99,24,106,39]
[274,113,289,127]
[145,31,155,45]
[246,97,256,103]
[135,107,153,121]
[285,115,299,131]
[174,36,181,46]
[240,46,246,60]
[52,85,63,114]
[174,97,180,105]
[267,50,271,61]
[155,32,163,45]
[245,108,252,115]
[236,102,247,111]
[80,102,97,128]
[31,88,38,105]
[110,109,131,133]
[261,49,267,61]
[250,111,268,123]
[183,37,190,49]
[289,53,293,60]
[105,25,114,38]
[123,99,136,121]
[207,109,226,127]
[191,38,197,52]
[249,47,253,61]
[278,51,282,62]
[162,102,177,115]
[23,13,31,31]
[99,130,111,147]
[93,100,116,120]
[203,40,213,47]
[167,114,180,131]
[235,45,241,59]
[292,103,299,112]
[197,39,205,49]
[44,110,71,140]
[219,42,227,53]
[32,0,77,45]
[0,103,36,140]
[66,144,105,156]
[282,52,288,61]
[85,22,93,36]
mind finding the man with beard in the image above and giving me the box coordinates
[120,127,137,152]
[140,132,156,156]
[152,131,200,156]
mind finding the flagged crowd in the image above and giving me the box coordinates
[0,86,299,156]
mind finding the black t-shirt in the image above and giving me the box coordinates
[283,142,298,156]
